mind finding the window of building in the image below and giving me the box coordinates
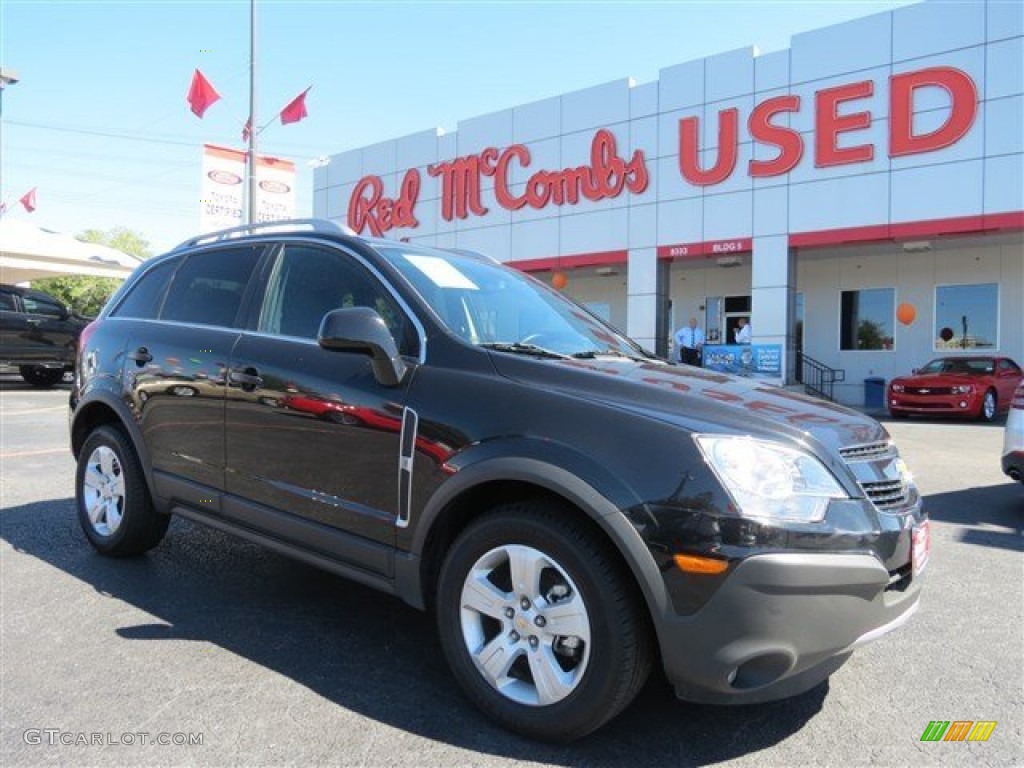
[161,247,263,327]
[934,283,998,350]
[840,288,894,351]
[112,258,179,319]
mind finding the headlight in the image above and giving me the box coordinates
[950,385,972,394]
[891,383,905,393]
[695,435,849,522]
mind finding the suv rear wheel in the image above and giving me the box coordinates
[436,501,651,742]
[75,425,169,556]
[19,365,64,388]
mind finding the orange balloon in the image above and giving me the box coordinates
[552,271,568,290]
[896,303,916,325]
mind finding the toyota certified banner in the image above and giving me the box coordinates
[200,144,295,232]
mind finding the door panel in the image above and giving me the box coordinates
[225,334,408,554]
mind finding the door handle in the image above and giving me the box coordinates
[229,366,263,391]
[127,347,153,365]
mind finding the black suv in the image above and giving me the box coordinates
[1,283,88,387]
[70,220,927,741]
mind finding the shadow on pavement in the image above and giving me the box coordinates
[1,498,827,765]
[924,482,1023,552]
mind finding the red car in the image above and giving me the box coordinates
[889,356,1023,422]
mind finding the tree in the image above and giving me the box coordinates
[32,227,153,317]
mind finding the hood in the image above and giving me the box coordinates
[490,355,887,456]
[893,372,985,386]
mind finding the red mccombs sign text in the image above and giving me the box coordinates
[348,66,977,236]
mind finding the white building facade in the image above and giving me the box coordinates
[315,0,1023,406]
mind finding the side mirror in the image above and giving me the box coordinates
[317,307,408,387]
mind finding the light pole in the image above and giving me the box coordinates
[247,1,258,225]
[0,67,19,116]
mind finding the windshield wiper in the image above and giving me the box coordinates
[570,348,649,362]
[480,342,571,360]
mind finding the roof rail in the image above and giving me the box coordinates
[171,218,356,252]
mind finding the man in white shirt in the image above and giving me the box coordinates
[734,316,752,344]
[674,317,705,366]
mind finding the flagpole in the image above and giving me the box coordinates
[247,0,258,225]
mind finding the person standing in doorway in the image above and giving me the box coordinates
[674,317,705,366]
[734,316,752,344]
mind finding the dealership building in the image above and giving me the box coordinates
[315,0,1023,406]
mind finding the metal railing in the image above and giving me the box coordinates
[796,351,845,402]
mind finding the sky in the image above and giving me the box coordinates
[1,0,920,255]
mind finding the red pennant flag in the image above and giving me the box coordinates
[280,87,311,125]
[242,118,252,143]
[19,187,37,213]
[187,69,221,118]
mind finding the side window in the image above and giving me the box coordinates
[999,359,1021,374]
[161,247,262,327]
[112,258,179,319]
[22,295,64,318]
[259,244,417,356]
[0,292,16,311]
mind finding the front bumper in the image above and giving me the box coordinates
[658,549,922,704]
[889,392,980,416]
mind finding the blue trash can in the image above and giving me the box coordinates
[864,377,885,409]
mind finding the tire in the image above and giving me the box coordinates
[75,425,169,556]
[436,501,652,742]
[19,365,63,388]
[979,389,997,423]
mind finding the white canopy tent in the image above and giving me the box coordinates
[0,219,143,284]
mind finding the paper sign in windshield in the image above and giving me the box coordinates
[403,255,479,290]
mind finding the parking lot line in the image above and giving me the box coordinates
[1,447,68,459]
[0,406,68,417]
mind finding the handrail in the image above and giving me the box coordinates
[797,351,845,402]
[171,218,355,252]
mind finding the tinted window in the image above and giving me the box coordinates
[259,244,417,356]
[999,359,1021,374]
[22,295,64,318]
[840,289,894,351]
[0,292,16,311]
[161,247,262,327]
[935,283,998,350]
[112,259,179,319]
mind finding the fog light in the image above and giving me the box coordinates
[960,401,968,408]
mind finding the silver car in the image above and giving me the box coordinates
[1002,383,1024,483]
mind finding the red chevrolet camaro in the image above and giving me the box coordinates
[889,356,1023,422]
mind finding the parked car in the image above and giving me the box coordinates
[69,220,926,741]
[1002,383,1024,483]
[0,283,89,387]
[888,356,1023,422]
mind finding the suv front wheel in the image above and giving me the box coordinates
[436,502,652,742]
[75,425,170,556]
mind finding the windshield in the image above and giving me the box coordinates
[376,246,648,358]
[919,358,994,375]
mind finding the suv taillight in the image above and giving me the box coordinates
[78,320,100,353]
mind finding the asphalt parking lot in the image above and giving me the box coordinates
[1,376,1021,767]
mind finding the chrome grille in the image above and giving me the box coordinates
[840,441,911,512]
[907,386,952,395]
[839,442,894,462]
[860,479,910,511]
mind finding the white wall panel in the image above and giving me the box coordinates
[705,47,756,102]
[396,129,440,171]
[704,190,753,240]
[655,155,703,202]
[560,208,628,254]
[988,0,1024,42]
[891,46,985,113]
[985,37,1024,100]
[313,165,328,192]
[659,59,705,112]
[561,79,631,134]
[630,81,659,118]
[326,182,357,221]
[892,1,985,63]
[789,66,890,134]
[984,154,1024,215]
[656,198,703,244]
[454,225,512,263]
[509,137,561,186]
[888,106,984,170]
[313,187,327,218]
[703,95,755,148]
[890,159,983,222]
[985,96,1024,157]
[629,116,658,162]
[699,143,753,195]
[755,49,790,93]
[514,96,561,143]
[437,132,457,161]
[511,218,559,260]
[361,140,396,177]
[790,118,890,183]
[754,186,789,237]
[789,173,889,232]
[457,109,514,156]
[628,203,658,249]
[327,150,362,187]
[791,12,892,83]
